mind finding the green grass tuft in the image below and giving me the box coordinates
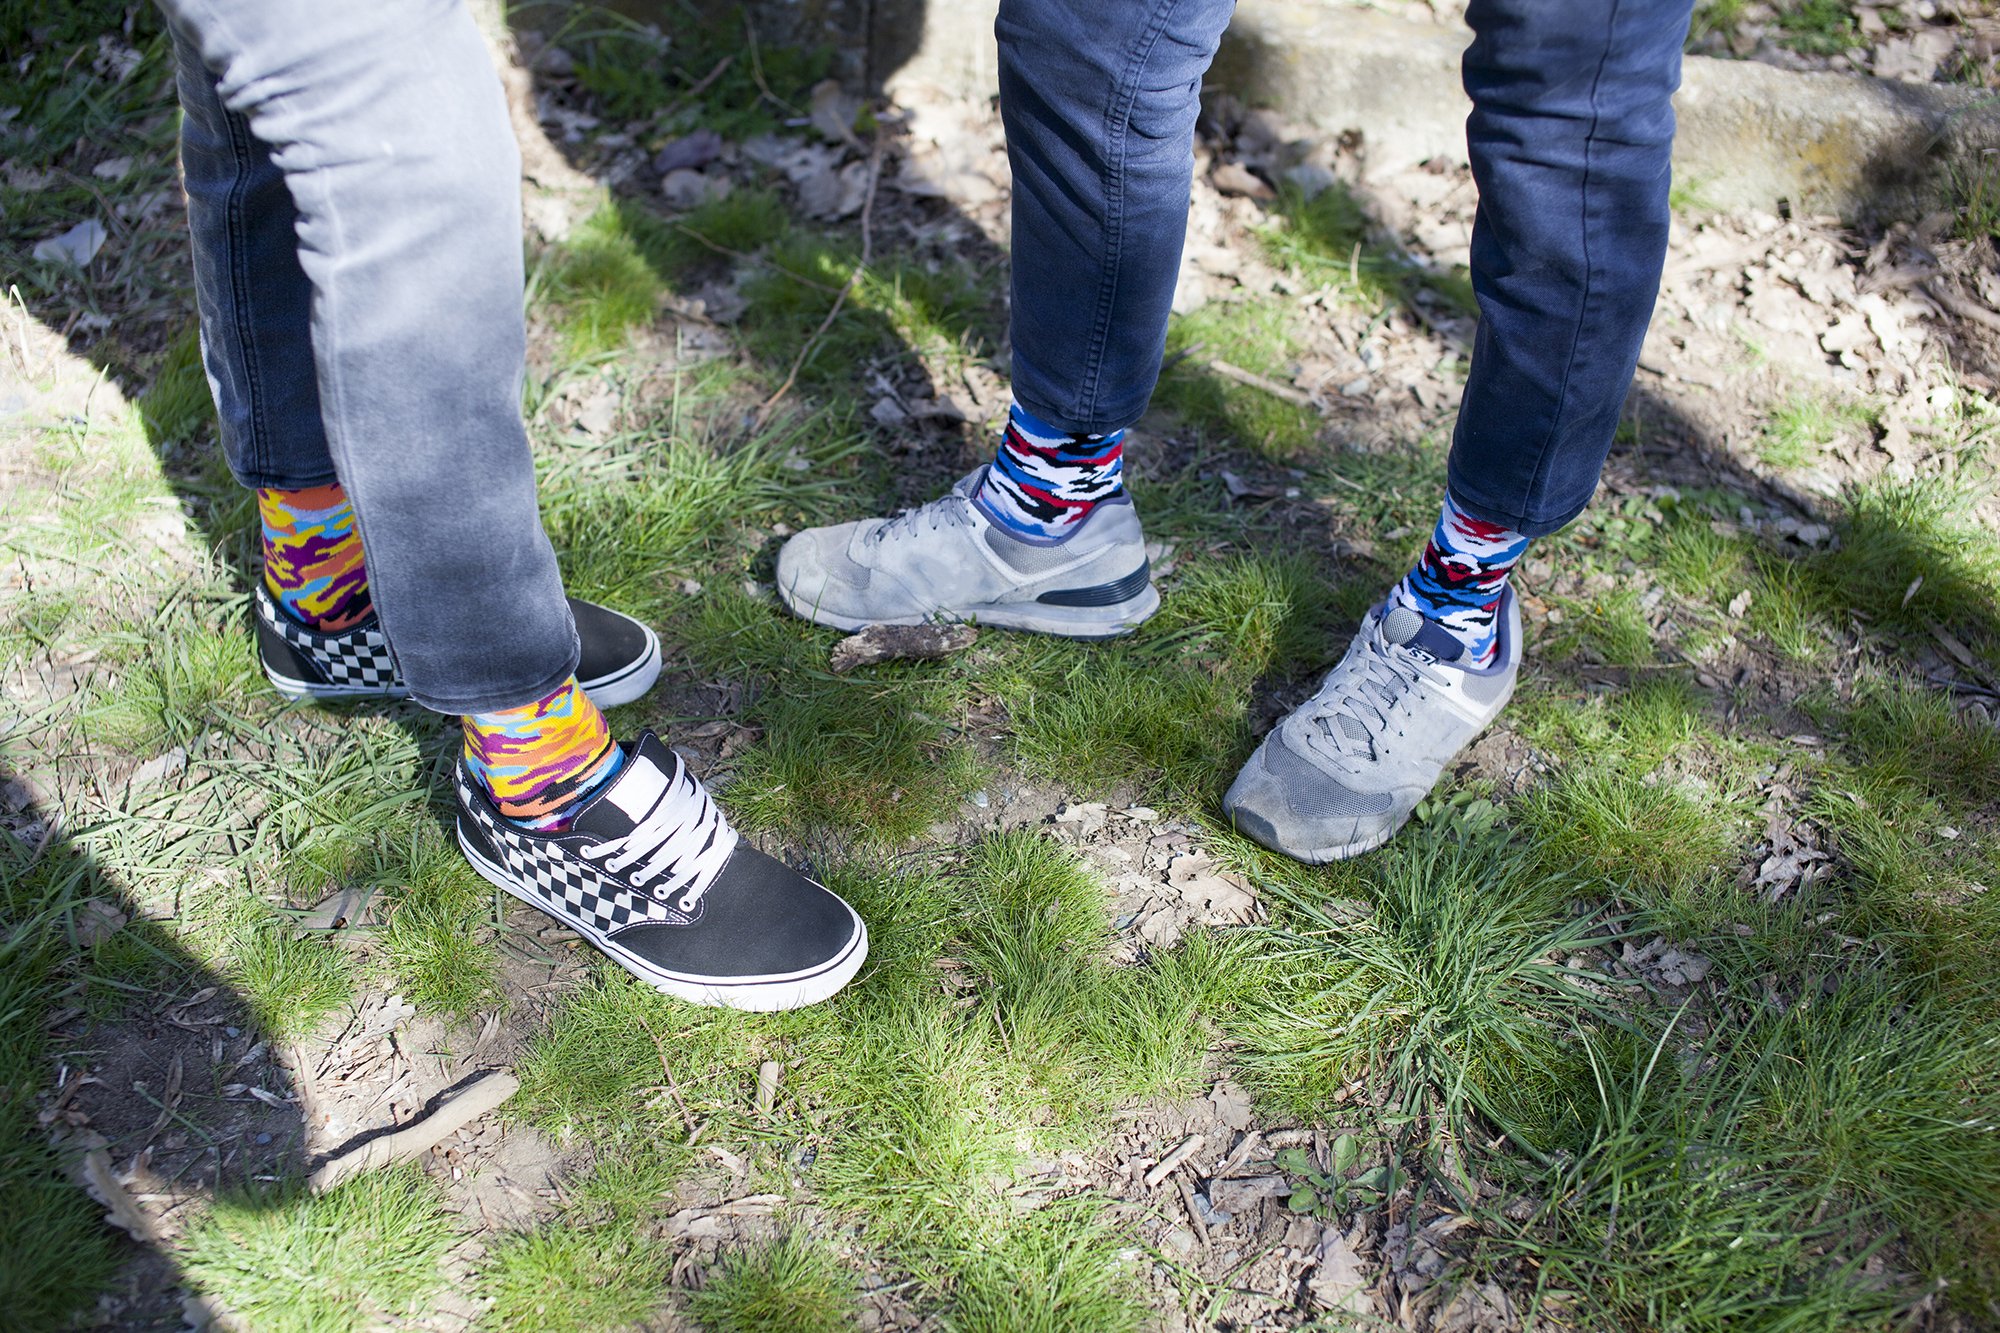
[181,1166,457,1331]
[230,922,359,1041]
[1155,300,1319,459]
[1755,393,1874,470]
[1231,827,1622,1152]
[480,1218,672,1333]
[686,1230,857,1333]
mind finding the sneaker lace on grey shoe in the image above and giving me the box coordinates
[872,488,975,545]
[1294,607,1446,768]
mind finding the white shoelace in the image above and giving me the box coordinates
[579,756,739,913]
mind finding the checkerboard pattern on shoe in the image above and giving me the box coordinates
[454,731,868,1011]
[253,582,401,699]
[252,584,664,709]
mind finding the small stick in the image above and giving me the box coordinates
[1214,1129,1265,1180]
[1175,1174,1211,1251]
[1926,279,2000,334]
[1204,358,1315,407]
[754,131,884,426]
[309,1071,518,1192]
[1144,1133,1206,1188]
[684,54,734,101]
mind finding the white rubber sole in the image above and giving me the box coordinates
[580,625,663,709]
[779,584,1161,642]
[262,624,662,708]
[264,670,410,701]
[456,824,868,1011]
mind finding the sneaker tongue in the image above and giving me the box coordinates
[567,731,681,841]
[1383,606,1465,666]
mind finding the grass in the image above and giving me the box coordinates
[1230,827,1624,1159]
[480,1218,673,1333]
[1776,0,1860,55]
[8,2,2000,1327]
[180,1166,458,1331]
[0,847,125,1328]
[1756,393,1875,470]
[686,1231,857,1333]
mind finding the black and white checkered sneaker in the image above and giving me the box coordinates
[455,731,868,1010]
[254,584,663,708]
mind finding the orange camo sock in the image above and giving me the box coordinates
[258,482,372,632]
[463,677,625,831]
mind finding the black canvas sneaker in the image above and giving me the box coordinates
[254,584,663,709]
[454,731,868,1010]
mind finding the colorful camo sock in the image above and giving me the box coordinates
[258,483,373,632]
[1387,492,1529,670]
[974,403,1127,541]
[464,678,626,831]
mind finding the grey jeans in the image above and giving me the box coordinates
[162,0,578,714]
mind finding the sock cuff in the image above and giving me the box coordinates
[1006,402,1127,448]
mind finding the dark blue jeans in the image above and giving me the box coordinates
[162,0,579,714]
[999,0,1694,538]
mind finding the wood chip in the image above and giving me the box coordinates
[1143,1133,1206,1188]
[755,1060,781,1117]
[829,622,978,673]
[81,1148,156,1242]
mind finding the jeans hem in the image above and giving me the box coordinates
[405,638,582,717]
[1009,387,1143,440]
[1444,472,1591,541]
[230,465,343,492]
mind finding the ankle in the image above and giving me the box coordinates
[464,678,624,831]
[258,482,373,632]
[975,403,1127,541]
[1392,493,1528,669]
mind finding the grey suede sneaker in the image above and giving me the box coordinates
[775,467,1159,638]
[1223,589,1521,863]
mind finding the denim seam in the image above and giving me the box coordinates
[1073,0,1184,425]
[218,98,273,483]
[1517,1,1621,527]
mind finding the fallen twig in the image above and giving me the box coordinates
[830,622,977,673]
[755,131,884,426]
[1925,279,2000,334]
[1204,358,1314,408]
[308,1070,518,1192]
[1144,1133,1207,1188]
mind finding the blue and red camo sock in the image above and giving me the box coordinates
[1387,492,1529,670]
[974,403,1126,541]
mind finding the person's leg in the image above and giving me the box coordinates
[1380,0,1691,669]
[1225,0,1693,863]
[162,0,864,1006]
[776,0,1234,631]
[171,29,378,637]
[161,0,575,716]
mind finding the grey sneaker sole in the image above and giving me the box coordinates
[457,821,869,1010]
[778,582,1160,641]
[1225,810,1401,865]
